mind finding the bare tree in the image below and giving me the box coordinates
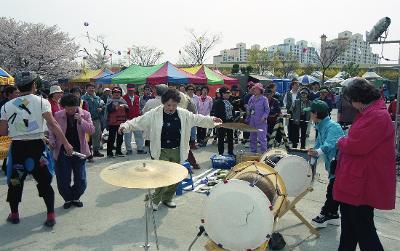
[126,45,163,66]
[315,34,349,83]
[180,29,221,65]
[0,17,79,81]
[80,35,113,69]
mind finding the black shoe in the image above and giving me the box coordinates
[116,152,125,157]
[63,201,72,209]
[93,151,104,157]
[7,213,20,224]
[126,150,133,155]
[311,213,340,228]
[44,218,56,227]
[137,150,147,154]
[72,200,83,207]
[107,154,115,158]
[162,201,176,208]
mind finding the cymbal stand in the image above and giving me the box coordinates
[141,189,160,251]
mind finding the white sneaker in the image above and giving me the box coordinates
[163,201,176,208]
[152,203,159,211]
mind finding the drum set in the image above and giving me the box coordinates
[201,148,318,251]
[99,122,319,251]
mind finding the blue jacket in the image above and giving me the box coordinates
[82,93,102,120]
[314,117,344,179]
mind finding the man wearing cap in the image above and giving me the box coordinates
[48,85,63,115]
[305,100,344,228]
[0,71,74,227]
[212,87,235,155]
[246,83,270,153]
[309,82,320,101]
[82,84,104,158]
[122,84,147,155]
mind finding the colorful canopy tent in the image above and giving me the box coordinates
[0,67,14,85]
[90,69,114,82]
[70,69,103,84]
[181,65,239,96]
[96,62,206,86]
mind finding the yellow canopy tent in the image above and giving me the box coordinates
[69,69,103,84]
[0,67,14,85]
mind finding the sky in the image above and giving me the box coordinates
[1,0,399,65]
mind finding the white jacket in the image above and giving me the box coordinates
[120,105,216,163]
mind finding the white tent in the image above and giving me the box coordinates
[325,77,345,84]
[362,71,382,80]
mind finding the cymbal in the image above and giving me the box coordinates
[100,160,188,189]
[215,122,262,132]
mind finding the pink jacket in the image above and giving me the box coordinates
[197,95,213,116]
[49,108,95,160]
[333,99,396,210]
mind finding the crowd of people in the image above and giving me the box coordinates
[0,71,397,251]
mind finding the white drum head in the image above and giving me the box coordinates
[274,155,312,197]
[203,179,274,251]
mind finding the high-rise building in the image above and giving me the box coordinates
[330,31,379,65]
[213,43,258,64]
[267,38,318,65]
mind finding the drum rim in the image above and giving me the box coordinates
[259,147,288,164]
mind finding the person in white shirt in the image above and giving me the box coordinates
[0,71,73,227]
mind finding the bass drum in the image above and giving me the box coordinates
[202,179,274,251]
[226,161,287,217]
[274,155,313,197]
[259,148,288,167]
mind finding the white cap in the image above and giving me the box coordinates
[49,85,63,95]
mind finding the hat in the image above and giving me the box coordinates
[112,87,122,93]
[303,100,329,113]
[14,71,38,87]
[49,85,63,95]
[103,88,111,92]
[291,78,299,83]
[127,84,136,91]
[319,87,329,93]
[231,85,239,92]
[219,87,231,94]
[156,84,169,96]
[252,83,264,91]
[300,87,310,94]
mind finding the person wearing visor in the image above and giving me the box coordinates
[305,100,344,228]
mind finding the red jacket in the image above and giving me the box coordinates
[333,99,396,210]
[123,94,140,119]
[388,100,397,121]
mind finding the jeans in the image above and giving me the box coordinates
[190,127,196,141]
[197,127,207,143]
[55,151,87,202]
[92,119,102,152]
[124,130,145,152]
[339,203,384,251]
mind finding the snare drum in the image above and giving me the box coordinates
[259,148,288,167]
[274,155,312,197]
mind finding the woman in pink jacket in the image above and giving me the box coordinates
[334,78,396,251]
[49,94,95,209]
